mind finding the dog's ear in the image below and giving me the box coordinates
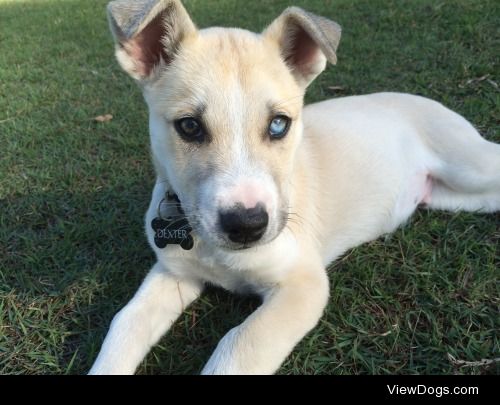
[107,0,196,81]
[263,7,341,88]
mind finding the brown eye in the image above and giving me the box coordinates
[175,117,205,143]
[269,115,291,140]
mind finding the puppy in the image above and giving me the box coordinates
[89,0,500,374]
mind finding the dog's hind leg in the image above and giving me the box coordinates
[421,100,500,213]
[89,262,203,375]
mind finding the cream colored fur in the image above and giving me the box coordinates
[89,0,500,375]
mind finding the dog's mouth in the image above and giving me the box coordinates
[222,240,265,251]
[215,239,268,252]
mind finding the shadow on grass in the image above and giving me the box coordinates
[1,184,260,374]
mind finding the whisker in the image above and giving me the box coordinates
[285,224,298,243]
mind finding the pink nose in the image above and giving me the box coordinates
[225,180,272,210]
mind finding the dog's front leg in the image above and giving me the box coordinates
[89,262,203,375]
[201,255,329,375]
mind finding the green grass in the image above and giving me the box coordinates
[0,0,498,375]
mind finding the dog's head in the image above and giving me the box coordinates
[107,0,341,250]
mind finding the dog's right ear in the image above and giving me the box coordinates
[107,0,196,82]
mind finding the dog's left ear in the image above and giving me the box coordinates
[263,7,341,88]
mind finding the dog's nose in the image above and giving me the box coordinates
[219,204,269,244]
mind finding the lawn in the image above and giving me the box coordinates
[0,0,498,375]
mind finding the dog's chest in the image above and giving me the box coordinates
[156,232,299,295]
[157,250,268,294]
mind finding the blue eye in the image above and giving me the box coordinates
[269,115,291,140]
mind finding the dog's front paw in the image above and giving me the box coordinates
[88,364,135,376]
[201,328,245,375]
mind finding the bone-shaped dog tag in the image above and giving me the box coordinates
[151,217,194,250]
